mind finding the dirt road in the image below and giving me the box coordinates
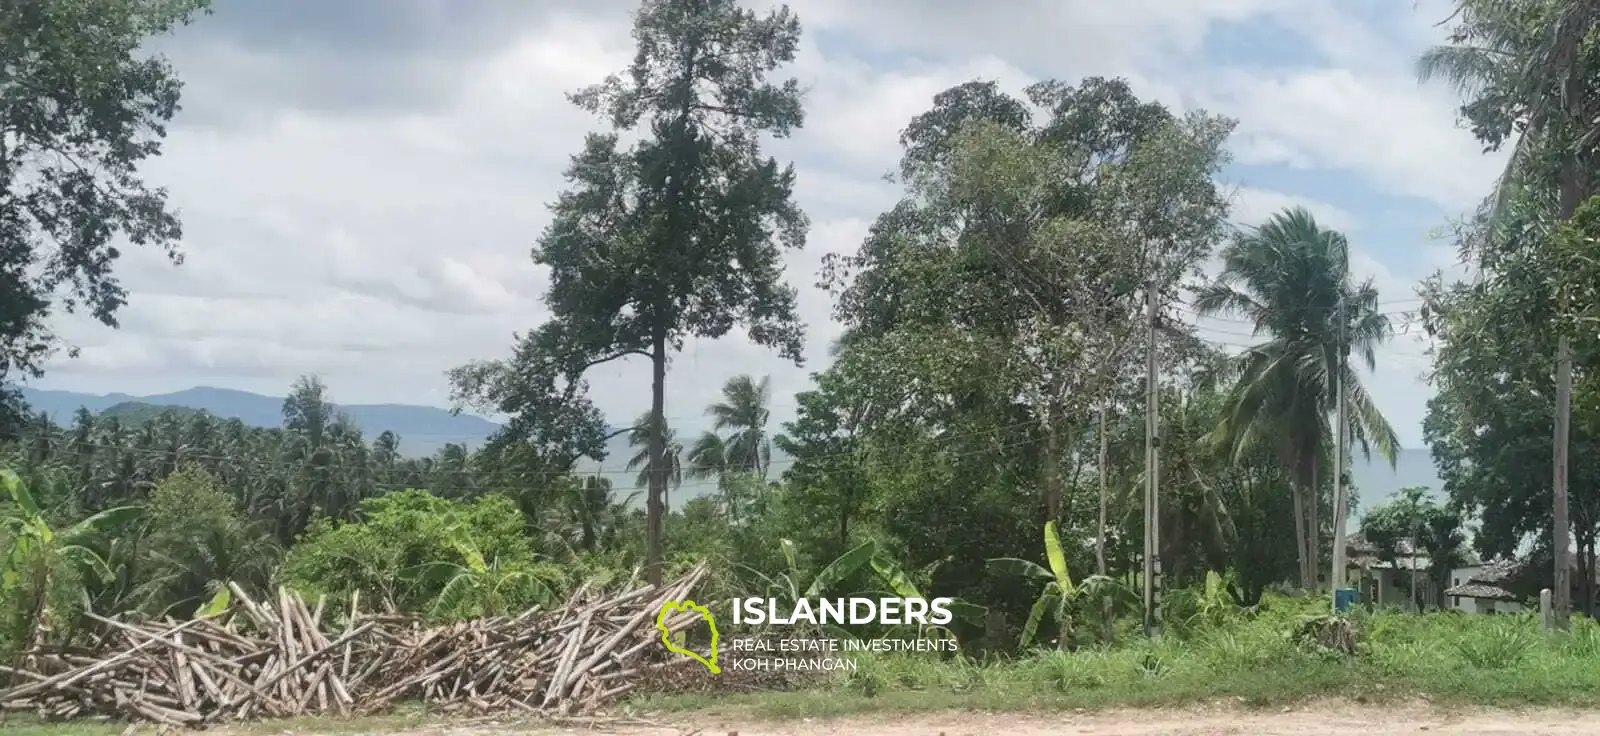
[368,703,1600,735]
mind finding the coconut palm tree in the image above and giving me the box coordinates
[565,475,639,553]
[707,375,774,478]
[1194,207,1400,590]
[625,412,682,510]
[1418,0,1597,223]
[685,430,734,519]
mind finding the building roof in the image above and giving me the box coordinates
[1444,582,1519,601]
[1344,537,1486,572]
[1443,557,1527,601]
[1468,558,1526,585]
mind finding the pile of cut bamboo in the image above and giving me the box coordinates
[0,565,711,726]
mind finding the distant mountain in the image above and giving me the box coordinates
[100,401,206,425]
[18,386,502,457]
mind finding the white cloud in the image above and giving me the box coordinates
[1192,67,1505,212]
[1230,187,1362,232]
[25,0,1500,450]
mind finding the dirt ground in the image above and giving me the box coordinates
[353,703,1600,736]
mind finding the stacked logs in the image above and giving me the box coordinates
[0,565,711,726]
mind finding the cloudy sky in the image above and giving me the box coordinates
[33,0,1500,449]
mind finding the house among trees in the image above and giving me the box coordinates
[1346,538,1594,615]
[1346,538,1447,612]
[1444,559,1528,615]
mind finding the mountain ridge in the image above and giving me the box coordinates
[18,386,502,457]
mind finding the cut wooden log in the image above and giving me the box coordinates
[0,564,711,724]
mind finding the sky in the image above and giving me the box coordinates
[30,0,1502,450]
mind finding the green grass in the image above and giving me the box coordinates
[632,604,1600,719]
[12,602,1600,733]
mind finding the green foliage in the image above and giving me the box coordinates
[988,522,1133,650]
[0,0,211,412]
[1359,487,1468,609]
[98,402,206,427]
[130,464,277,618]
[1,469,139,654]
[737,538,877,639]
[1553,196,1600,330]
[645,606,1600,715]
[1164,570,1244,636]
[279,490,562,620]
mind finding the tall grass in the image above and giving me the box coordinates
[634,594,1600,717]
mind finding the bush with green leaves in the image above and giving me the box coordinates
[1,469,138,654]
[988,522,1134,650]
[279,489,563,620]
[130,464,279,619]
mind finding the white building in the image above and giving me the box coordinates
[1344,538,1448,612]
[1444,559,1528,615]
[1344,538,1598,614]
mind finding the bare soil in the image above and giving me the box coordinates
[319,703,1600,735]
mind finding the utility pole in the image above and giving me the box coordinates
[1097,403,1109,577]
[1143,278,1162,637]
[1330,245,1350,611]
[1549,0,1596,633]
[1554,336,1572,629]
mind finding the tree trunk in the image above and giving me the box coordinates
[1307,451,1322,590]
[1043,401,1063,522]
[646,327,668,588]
[1550,9,1594,626]
[1097,403,1113,640]
[1291,449,1311,589]
[1056,614,1073,652]
[1097,404,1109,576]
[1579,534,1596,618]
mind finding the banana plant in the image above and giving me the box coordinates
[869,554,987,642]
[987,521,1133,650]
[738,538,878,638]
[410,535,557,620]
[1184,569,1237,631]
[1,469,141,648]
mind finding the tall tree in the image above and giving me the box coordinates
[0,0,211,433]
[707,374,774,477]
[1194,207,1400,589]
[450,0,809,585]
[1420,0,1600,627]
[774,369,873,557]
[825,77,1233,525]
[625,411,683,503]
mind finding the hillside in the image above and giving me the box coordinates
[19,386,502,457]
[99,401,207,425]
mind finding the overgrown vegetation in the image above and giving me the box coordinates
[640,603,1600,717]
[4,0,1600,722]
